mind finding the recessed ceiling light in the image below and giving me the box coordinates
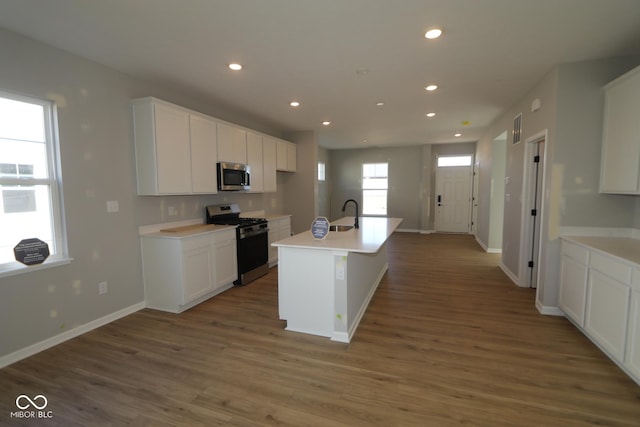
[425,84,438,91]
[426,112,436,118]
[376,102,385,106]
[425,27,443,39]
[454,133,462,137]
[228,63,242,71]
[289,101,300,107]
[322,121,331,126]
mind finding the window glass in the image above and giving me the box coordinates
[362,163,388,216]
[0,91,66,270]
[318,162,325,181]
[437,155,472,167]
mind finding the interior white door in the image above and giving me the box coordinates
[435,165,472,232]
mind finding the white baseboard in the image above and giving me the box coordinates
[396,228,420,233]
[419,229,436,234]
[499,262,519,286]
[536,300,564,316]
[0,301,145,368]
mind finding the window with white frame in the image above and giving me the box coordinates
[0,91,67,270]
[437,155,472,167]
[362,162,388,215]
[318,161,325,181]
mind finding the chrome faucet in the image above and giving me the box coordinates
[341,199,359,229]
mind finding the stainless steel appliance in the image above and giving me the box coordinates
[205,203,268,285]
[217,162,250,191]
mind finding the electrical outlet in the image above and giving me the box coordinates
[106,200,119,213]
[98,281,108,295]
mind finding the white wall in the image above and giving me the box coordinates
[475,56,640,313]
[0,28,290,360]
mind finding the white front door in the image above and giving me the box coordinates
[435,164,472,233]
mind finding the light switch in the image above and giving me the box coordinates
[106,200,119,213]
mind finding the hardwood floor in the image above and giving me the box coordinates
[1,233,639,426]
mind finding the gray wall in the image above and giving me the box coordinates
[317,147,331,218]
[329,146,423,231]
[475,56,640,311]
[282,130,318,234]
[0,28,290,358]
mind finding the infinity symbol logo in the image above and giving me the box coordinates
[15,394,48,410]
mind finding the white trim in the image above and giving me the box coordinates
[396,228,420,233]
[474,235,501,253]
[0,257,73,279]
[0,301,145,368]
[518,129,548,289]
[499,262,520,286]
[420,229,436,234]
[535,299,564,316]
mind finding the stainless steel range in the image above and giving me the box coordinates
[205,204,269,286]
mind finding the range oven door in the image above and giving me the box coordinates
[235,226,268,285]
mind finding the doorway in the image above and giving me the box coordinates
[435,155,473,233]
[489,132,507,252]
[519,131,547,289]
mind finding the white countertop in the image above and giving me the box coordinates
[272,216,403,253]
[141,223,236,239]
[562,236,640,266]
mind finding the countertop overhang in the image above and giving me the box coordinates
[561,235,640,265]
[272,216,403,253]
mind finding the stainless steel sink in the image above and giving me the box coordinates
[329,225,354,232]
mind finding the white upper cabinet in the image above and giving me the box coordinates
[246,131,264,193]
[133,97,295,195]
[133,98,196,195]
[217,122,247,164]
[189,114,218,193]
[276,139,297,172]
[600,65,640,194]
[262,136,277,192]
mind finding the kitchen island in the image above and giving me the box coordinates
[272,216,402,342]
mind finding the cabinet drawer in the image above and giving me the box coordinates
[561,240,589,265]
[590,252,632,284]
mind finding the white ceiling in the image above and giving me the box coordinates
[1,1,640,149]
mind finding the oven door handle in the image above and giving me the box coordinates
[239,228,269,239]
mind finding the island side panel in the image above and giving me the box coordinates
[333,243,389,342]
[277,246,336,338]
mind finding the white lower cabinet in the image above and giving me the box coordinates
[585,269,629,361]
[559,238,639,385]
[625,288,640,379]
[559,255,589,326]
[268,216,291,267]
[626,268,640,378]
[141,228,237,313]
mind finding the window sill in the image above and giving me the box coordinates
[0,257,73,279]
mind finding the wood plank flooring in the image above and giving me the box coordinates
[1,233,639,426]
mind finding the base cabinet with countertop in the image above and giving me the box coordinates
[141,225,237,313]
[559,236,640,385]
[273,216,402,343]
[267,215,291,267]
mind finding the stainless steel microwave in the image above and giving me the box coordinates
[217,162,250,191]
